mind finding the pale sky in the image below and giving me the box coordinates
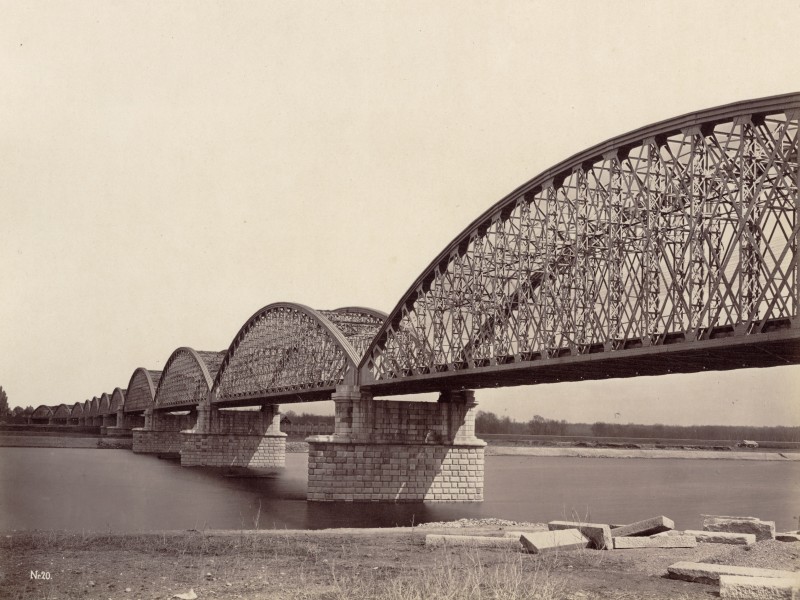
[1,1,798,426]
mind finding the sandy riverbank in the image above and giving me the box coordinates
[1,524,798,600]
[2,435,796,460]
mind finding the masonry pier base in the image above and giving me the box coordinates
[307,387,485,502]
[180,404,286,468]
[132,410,197,455]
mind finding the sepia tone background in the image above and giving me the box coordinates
[1,0,798,427]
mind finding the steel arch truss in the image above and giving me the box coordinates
[361,94,799,389]
[52,404,71,419]
[154,348,224,410]
[319,307,387,358]
[98,393,111,415]
[213,302,364,405]
[110,388,125,413]
[70,402,84,419]
[123,368,162,413]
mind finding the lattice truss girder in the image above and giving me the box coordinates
[154,349,221,409]
[319,309,385,358]
[124,370,160,412]
[368,109,798,380]
[216,306,353,401]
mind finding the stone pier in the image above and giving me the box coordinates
[132,409,197,455]
[180,403,286,468]
[307,386,486,502]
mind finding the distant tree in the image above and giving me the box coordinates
[0,386,8,421]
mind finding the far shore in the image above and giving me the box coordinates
[1,432,798,460]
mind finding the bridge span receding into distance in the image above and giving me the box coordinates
[26,93,800,503]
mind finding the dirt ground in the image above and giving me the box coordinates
[1,527,798,600]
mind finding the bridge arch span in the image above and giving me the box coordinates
[123,369,162,413]
[212,302,383,406]
[360,93,800,395]
[110,388,125,413]
[98,393,111,415]
[154,347,225,410]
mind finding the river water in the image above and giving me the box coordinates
[1,447,797,531]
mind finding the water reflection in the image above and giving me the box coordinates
[1,448,797,531]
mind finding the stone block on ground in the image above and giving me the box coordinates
[548,520,612,550]
[702,515,776,541]
[613,535,697,549]
[684,530,756,546]
[776,533,800,543]
[667,562,797,585]
[425,534,521,549]
[719,574,800,599]
[502,530,543,539]
[520,529,589,554]
[651,530,687,537]
[611,516,674,537]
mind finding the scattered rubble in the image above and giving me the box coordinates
[416,517,544,529]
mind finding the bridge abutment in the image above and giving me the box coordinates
[180,404,286,468]
[307,386,485,502]
[132,409,197,455]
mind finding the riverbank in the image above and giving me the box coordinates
[485,445,800,460]
[2,435,796,460]
[0,434,132,449]
[1,525,798,600]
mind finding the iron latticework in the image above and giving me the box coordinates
[98,393,111,415]
[319,307,387,358]
[154,348,224,409]
[123,368,162,412]
[51,404,71,419]
[214,303,363,404]
[110,388,125,413]
[361,94,799,389]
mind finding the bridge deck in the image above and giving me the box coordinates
[362,328,800,396]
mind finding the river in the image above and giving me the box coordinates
[1,447,797,531]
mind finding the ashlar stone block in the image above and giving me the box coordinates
[520,529,588,554]
[684,530,756,546]
[548,521,612,550]
[702,515,776,541]
[425,535,521,549]
[719,574,800,599]
[611,515,674,537]
[613,535,697,549]
[667,561,796,585]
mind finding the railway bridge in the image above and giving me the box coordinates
[56,94,800,502]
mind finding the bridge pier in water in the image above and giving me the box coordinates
[180,403,286,468]
[132,409,197,455]
[307,386,486,502]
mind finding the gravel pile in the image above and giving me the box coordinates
[416,517,546,529]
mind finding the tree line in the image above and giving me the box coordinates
[475,410,800,442]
